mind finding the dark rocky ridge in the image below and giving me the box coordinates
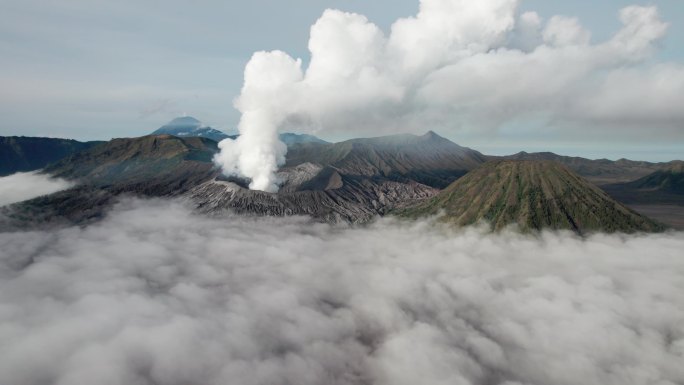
[0,136,103,176]
[499,151,678,185]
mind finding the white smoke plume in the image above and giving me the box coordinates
[0,171,74,206]
[1,198,684,385]
[213,0,681,192]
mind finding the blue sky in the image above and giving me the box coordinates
[0,0,682,161]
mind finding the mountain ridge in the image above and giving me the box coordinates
[499,151,678,184]
[0,136,103,176]
[1,132,681,232]
[285,131,487,188]
[600,161,684,207]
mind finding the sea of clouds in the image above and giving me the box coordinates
[0,171,73,207]
[1,198,683,385]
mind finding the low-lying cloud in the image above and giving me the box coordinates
[1,198,683,385]
[0,171,74,207]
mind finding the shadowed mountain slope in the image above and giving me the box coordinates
[398,160,664,234]
[44,135,219,192]
[626,162,684,194]
[285,131,486,188]
[0,136,103,176]
[601,161,684,206]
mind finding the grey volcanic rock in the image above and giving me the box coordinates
[276,162,323,193]
[186,176,438,223]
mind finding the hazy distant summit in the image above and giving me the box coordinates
[152,116,328,145]
[152,116,232,142]
[279,133,328,145]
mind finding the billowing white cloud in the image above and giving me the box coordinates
[1,198,683,385]
[0,171,74,206]
[214,0,682,192]
[213,51,299,192]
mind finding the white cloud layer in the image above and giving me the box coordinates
[214,0,683,192]
[0,171,74,207]
[1,199,683,385]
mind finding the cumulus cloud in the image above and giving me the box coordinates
[1,198,683,385]
[0,171,74,206]
[214,0,682,192]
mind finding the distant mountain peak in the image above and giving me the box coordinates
[167,116,202,126]
[419,130,456,145]
[421,130,439,139]
[156,116,205,132]
[151,117,328,146]
[152,116,232,142]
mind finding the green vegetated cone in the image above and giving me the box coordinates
[398,160,666,234]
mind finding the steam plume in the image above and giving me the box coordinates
[214,0,678,191]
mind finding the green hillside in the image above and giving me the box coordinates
[398,160,664,234]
